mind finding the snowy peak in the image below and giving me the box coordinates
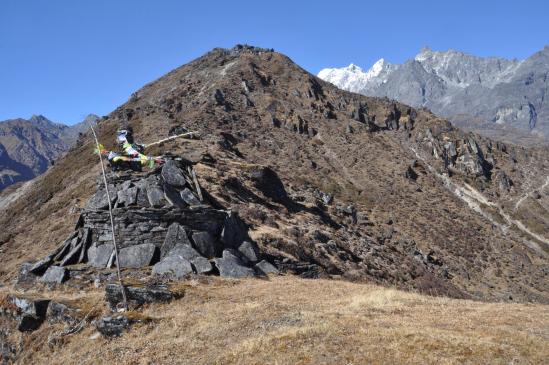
[317,46,549,144]
[318,58,395,93]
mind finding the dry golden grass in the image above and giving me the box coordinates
[10,276,548,365]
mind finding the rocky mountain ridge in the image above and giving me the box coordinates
[1,45,548,307]
[0,114,99,190]
[318,46,549,146]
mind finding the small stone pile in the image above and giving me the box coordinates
[20,158,278,285]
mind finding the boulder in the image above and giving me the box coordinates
[191,257,213,274]
[160,223,192,259]
[118,243,157,268]
[105,284,173,310]
[95,315,130,337]
[6,295,50,332]
[40,266,68,284]
[161,160,187,188]
[254,260,279,275]
[117,187,138,207]
[192,231,220,258]
[180,188,201,206]
[88,243,114,268]
[238,241,260,263]
[169,244,213,274]
[220,211,249,248]
[214,249,255,278]
[152,255,193,279]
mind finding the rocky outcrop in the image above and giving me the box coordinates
[20,159,278,287]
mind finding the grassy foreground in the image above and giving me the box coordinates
[14,276,549,364]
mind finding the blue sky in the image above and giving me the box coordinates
[1,0,548,125]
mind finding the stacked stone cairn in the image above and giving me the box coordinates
[22,159,278,285]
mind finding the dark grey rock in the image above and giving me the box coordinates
[86,185,117,210]
[29,255,53,274]
[46,301,80,324]
[6,295,50,332]
[117,187,138,207]
[59,241,83,266]
[405,166,418,180]
[220,211,249,248]
[136,186,149,206]
[87,243,114,268]
[192,257,213,274]
[146,184,166,208]
[161,160,187,188]
[105,284,173,310]
[118,243,157,268]
[214,249,255,278]
[40,266,68,284]
[95,315,130,337]
[160,223,192,259]
[238,241,260,264]
[15,263,39,286]
[78,228,92,263]
[180,188,201,206]
[192,231,220,258]
[152,255,193,279]
[164,183,186,208]
[169,244,213,274]
[254,260,279,275]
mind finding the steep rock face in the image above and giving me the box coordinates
[1,45,549,303]
[318,46,549,145]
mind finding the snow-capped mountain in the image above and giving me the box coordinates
[317,59,395,92]
[318,46,549,145]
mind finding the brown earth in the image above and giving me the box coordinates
[1,45,548,305]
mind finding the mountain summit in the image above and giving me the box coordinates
[318,47,549,145]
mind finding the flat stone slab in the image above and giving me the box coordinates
[169,244,213,274]
[95,315,131,337]
[105,284,173,310]
[254,260,279,275]
[88,244,114,268]
[214,250,255,278]
[152,255,193,279]
[118,243,157,268]
[40,266,68,284]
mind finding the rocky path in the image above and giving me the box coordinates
[411,147,549,255]
[514,175,549,211]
